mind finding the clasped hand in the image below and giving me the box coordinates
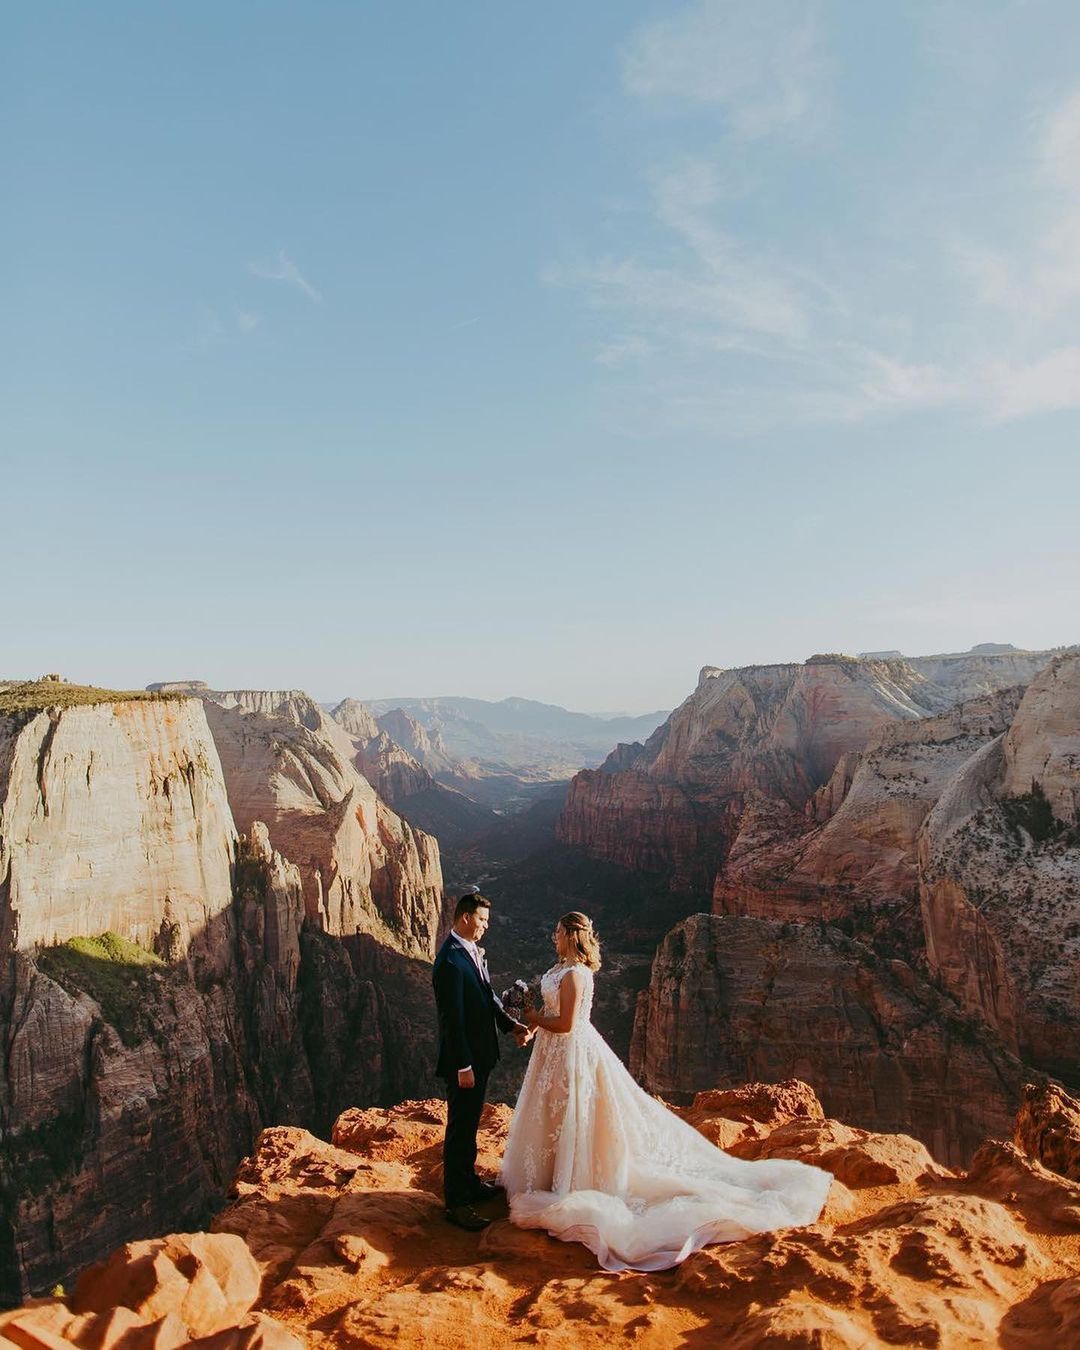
[513,1020,535,1047]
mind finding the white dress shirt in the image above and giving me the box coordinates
[451,931,488,982]
[450,931,488,1078]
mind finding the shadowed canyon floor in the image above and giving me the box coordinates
[4,1081,1080,1348]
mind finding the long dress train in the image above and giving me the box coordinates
[500,962,833,1272]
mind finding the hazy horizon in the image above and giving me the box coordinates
[6,3,1080,710]
[7,633,1077,720]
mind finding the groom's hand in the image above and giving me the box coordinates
[513,1022,533,1047]
[457,1067,476,1089]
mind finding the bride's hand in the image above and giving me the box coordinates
[524,1008,541,1028]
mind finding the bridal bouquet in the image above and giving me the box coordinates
[500,977,539,1023]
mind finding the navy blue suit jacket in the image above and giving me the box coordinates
[432,936,517,1079]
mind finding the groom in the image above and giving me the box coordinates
[433,888,530,1231]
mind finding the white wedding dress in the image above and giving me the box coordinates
[500,962,833,1272]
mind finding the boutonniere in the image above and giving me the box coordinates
[476,947,486,960]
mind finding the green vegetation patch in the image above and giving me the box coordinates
[37,932,168,1048]
[0,679,187,717]
[1001,780,1069,846]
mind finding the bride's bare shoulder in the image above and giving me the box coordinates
[547,961,591,985]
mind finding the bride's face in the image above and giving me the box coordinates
[553,923,571,960]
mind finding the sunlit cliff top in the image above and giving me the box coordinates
[0,679,187,717]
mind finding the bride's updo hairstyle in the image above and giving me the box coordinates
[558,911,602,971]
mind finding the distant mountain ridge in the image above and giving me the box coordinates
[360,694,669,745]
[313,696,668,814]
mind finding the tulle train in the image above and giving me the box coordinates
[500,976,832,1272]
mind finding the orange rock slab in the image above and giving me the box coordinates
[6,1083,1080,1348]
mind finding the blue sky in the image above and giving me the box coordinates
[4,1,1079,711]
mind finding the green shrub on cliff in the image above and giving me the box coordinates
[37,933,167,1048]
[1001,780,1062,845]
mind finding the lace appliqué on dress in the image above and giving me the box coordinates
[499,959,833,1273]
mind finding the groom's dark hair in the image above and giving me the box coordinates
[454,892,490,921]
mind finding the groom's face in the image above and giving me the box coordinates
[458,906,490,942]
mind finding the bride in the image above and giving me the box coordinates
[500,911,833,1272]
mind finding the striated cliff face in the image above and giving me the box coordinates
[331,699,435,801]
[0,696,260,1301]
[328,700,494,846]
[714,686,1024,928]
[559,648,1061,892]
[199,691,447,960]
[1,946,262,1307]
[909,648,1066,703]
[919,654,1080,1086]
[373,706,456,777]
[0,687,454,1302]
[0,699,235,968]
[624,650,1079,1172]
[1001,653,1080,822]
[631,914,1029,1166]
[559,769,715,889]
[646,658,943,793]
[558,657,942,888]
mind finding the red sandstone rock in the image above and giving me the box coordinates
[561,649,1073,1200]
[919,654,1080,1085]
[1014,1081,1080,1182]
[558,652,1051,888]
[672,1081,824,1153]
[199,690,447,959]
[0,688,450,1305]
[71,1233,260,1337]
[6,1088,1080,1348]
[683,1079,826,1126]
[631,913,1029,1166]
[714,686,1023,926]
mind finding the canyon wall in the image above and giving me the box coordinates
[919,654,1080,1086]
[587,647,1078,1165]
[198,690,448,959]
[0,687,453,1302]
[332,699,439,802]
[0,696,259,1301]
[630,913,1028,1166]
[558,650,1058,890]
[714,685,1023,930]
[558,656,941,887]
[329,699,495,845]
[0,699,235,965]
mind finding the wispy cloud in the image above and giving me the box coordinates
[955,88,1080,321]
[621,0,830,140]
[982,347,1080,420]
[553,51,1080,433]
[247,250,323,303]
[595,334,654,368]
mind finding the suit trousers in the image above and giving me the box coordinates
[443,1067,491,1208]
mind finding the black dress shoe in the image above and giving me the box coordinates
[444,1204,492,1232]
[470,1180,505,1201]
